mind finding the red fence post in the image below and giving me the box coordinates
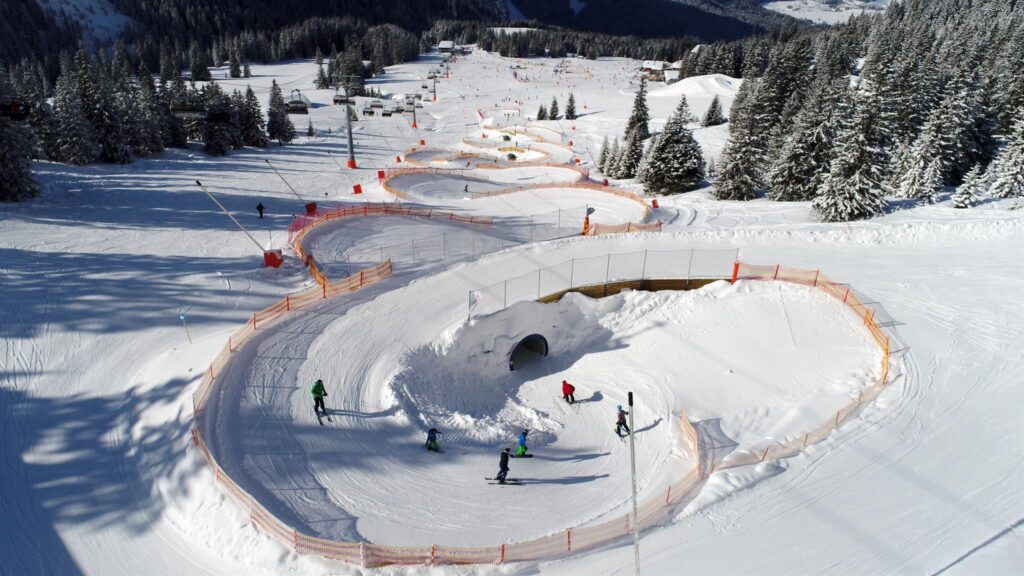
[566,528,572,551]
[431,544,436,564]
[843,287,850,303]
[773,264,780,280]
[252,315,257,330]
[731,261,740,284]
[293,529,298,550]
[359,271,364,288]
[500,543,505,564]
[813,270,820,287]
[285,296,290,311]
[322,282,327,299]
[665,485,672,505]
[761,446,770,461]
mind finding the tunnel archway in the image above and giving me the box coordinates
[508,334,549,371]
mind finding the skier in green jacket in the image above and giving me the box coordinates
[312,379,327,415]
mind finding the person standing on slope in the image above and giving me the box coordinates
[615,405,630,437]
[496,448,511,483]
[256,202,265,219]
[312,379,327,415]
[515,429,530,457]
[426,428,441,452]
[561,380,576,404]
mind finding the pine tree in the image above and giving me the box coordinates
[952,163,983,209]
[0,114,39,201]
[26,86,58,160]
[267,80,294,145]
[229,51,241,79]
[156,80,188,148]
[706,158,717,179]
[637,95,705,193]
[536,105,547,120]
[767,80,844,201]
[134,66,165,156]
[700,95,725,127]
[189,44,212,81]
[228,89,247,150]
[612,126,644,179]
[202,83,233,156]
[714,137,759,201]
[549,96,559,120]
[75,52,132,164]
[606,136,620,176]
[811,95,888,222]
[307,120,315,137]
[315,47,324,66]
[243,64,252,78]
[315,64,330,89]
[988,111,1024,199]
[898,134,941,202]
[565,93,577,120]
[598,135,609,173]
[240,86,269,147]
[625,78,650,140]
[52,72,99,165]
[918,157,943,204]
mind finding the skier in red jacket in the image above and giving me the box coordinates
[561,380,576,404]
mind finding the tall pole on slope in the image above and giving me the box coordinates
[264,159,307,204]
[195,180,265,253]
[628,391,640,576]
[344,81,357,168]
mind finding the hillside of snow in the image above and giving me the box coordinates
[3,47,1024,576]
[37,0,132,47]
[764,0,889,24]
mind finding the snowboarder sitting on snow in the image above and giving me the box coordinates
[426,428,441,452]
[497,448,511,483]
[515,429,529,457]
[615,405,630,437]
[562,380,576,404]
[312,379,327,415]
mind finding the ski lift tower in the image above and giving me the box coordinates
[336,75,362,168]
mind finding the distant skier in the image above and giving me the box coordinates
[426,428,441,452]
[463,184,469,194]
[496,448,511,483]
[312,379,327,415]
[257,202,265,219]
[561,380,576,404]
[615,405,630,437]
[515,429,529,457]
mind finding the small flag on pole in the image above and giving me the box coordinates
[586,207,596,215]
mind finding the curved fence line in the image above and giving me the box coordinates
[191,256,895,568]
[468,179,653,220]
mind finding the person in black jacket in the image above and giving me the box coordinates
[496,448,511,483]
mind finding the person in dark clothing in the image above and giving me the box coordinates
[257,202,265,218]
[312,379,327,414]
[497,448,511,483]
[615,405,630,437]
[561,380,576,404]
[426,428,441,451]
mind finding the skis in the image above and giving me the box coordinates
[485,477,522,485]
[315,409,332,425]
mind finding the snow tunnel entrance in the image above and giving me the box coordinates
[509,334,549,371]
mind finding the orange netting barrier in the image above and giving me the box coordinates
[191,258,894,568]
[586,221,663,235]
[715,261,896,471]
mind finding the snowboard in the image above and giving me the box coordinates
[511,453,533,458]
[485,477,522,485]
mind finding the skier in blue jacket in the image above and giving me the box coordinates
[515,429,529,457]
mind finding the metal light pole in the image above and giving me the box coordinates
[344,83,356,168]
[628,391,640,576]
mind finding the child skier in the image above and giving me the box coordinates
[426,428,441,452]
[515,429,529,457]
[615,405,630,437]
[561,380,576,404]
[312,379,327,414]
[496,448,511,483]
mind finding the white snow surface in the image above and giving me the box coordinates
[764,0,890,24]
[3,47,1024,576]
[37,0,133,47]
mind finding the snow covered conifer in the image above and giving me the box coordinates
[307,120,315,137]
[700,95,725,127]
[0,114,39,201]
[240,86,269,147]
[713,137,759,200]
[598,135,609,172]
[52,73,99,165]
[637,95,704,193]
[565,93,577,120]
[229,51,241,79]
[612,126,644,179]
[536,104,547,120]
[706,158,716,180]
[315,64,330,89]
[625,78,650,140]
[988,109,1024,199]
[267,80,294,145]
[189,44,211,81]
[549,96,559,120]
[952,164,983,209]
[243,64,251,78]
[811,91,888,221]
[202,83,233,156]
[606,136,620,176]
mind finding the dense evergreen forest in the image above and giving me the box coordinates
[3,0,1023,220]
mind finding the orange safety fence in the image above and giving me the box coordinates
[587,221,663,235]
[191,258,895,568]
[716,261,896,472]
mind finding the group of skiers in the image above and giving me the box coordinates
[310,377,631,485]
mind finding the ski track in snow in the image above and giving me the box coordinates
[2,47,1024,575]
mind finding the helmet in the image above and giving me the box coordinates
[316,379,323,384]
[523,429,529,435]
[617,405,622,411]
[504,447,511,452]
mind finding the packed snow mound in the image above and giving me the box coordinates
[390,293,614,445]
[650,74,742,99]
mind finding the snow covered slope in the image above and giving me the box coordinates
[764,0,889,24]
[37,0,132,47]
